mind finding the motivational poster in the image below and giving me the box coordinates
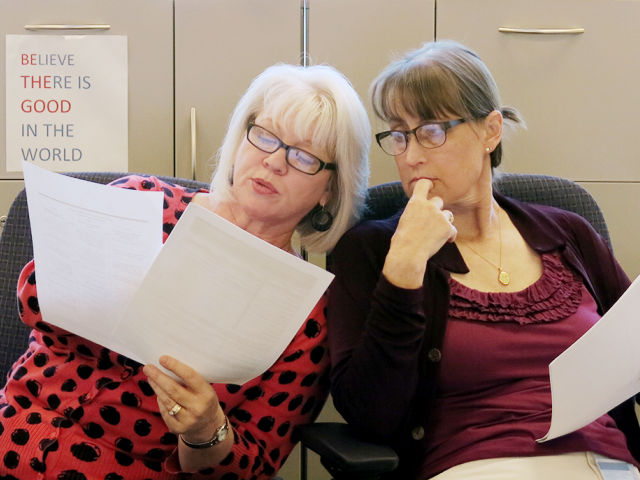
[6,35,128,173]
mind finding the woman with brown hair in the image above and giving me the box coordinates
[327,40,640,479]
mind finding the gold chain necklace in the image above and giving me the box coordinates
[458,206,510,286]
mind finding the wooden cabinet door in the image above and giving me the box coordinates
[310,0,435,186]
[437,0,640,182]
[175,0,300,183]
[0,0,174,180]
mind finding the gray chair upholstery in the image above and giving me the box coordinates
[362,173,611,246]
[297,172,613,480]
[0,172,210,383]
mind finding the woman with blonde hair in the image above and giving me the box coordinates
[0,63,370,480]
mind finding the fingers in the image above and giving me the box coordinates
[143,362,187,403]
[447,224,458,243]
[147,376,180,415]
[143,358,218,418]
[146,377,195,436]
[160,356,210,394]
[412,178,433,198]
[441,209,457,242]
[143,359,223,442]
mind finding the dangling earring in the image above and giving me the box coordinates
[228,165,234,186]
[311,203,334,232]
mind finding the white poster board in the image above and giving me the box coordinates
[5,35,128,173]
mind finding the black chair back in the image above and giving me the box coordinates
[362,173,611,247]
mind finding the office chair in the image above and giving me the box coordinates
[294,172,612,480]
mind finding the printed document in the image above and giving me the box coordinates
[22,163,334,383]
[538,274,640,442]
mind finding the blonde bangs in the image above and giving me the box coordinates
[261,87,339,164]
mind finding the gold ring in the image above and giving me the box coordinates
[447,211,454,223]
[168,403,182,416]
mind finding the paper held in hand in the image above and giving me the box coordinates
[22,163,334,384]
[538,273,640,442]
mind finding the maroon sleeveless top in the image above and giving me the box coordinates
[418,253,637,479]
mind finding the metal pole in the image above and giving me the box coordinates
[300,0,310,262]
[300,0,309,67]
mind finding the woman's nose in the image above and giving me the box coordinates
[402,136,428,167]
[263,148,288,174]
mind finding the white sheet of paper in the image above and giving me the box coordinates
[114,203,334,384]
[22,162,163,361]
[23,164,334,384]
[538,274,640,442]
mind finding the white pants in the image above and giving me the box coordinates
[430,453,640,480]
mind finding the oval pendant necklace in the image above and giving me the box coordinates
[458,206,510,286]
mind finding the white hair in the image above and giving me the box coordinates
[210,63,371,254]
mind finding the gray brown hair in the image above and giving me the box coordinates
[371,40,524,168]
[210,63,370,254]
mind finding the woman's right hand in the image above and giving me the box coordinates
[382,179,457,289]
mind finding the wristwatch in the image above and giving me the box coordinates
[180,416,229,449]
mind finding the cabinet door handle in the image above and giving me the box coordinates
[191,108,197,181]
[498,27,584,35]
[25,24,111,31]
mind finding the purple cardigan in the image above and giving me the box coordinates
[327,193,639,479]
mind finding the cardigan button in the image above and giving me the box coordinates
[411,426,425,440]
[428,348,442,363]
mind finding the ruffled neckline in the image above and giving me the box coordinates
[448,253,583,325]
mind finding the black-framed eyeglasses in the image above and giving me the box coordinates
[375,119,466,156]
[247,123,337,176]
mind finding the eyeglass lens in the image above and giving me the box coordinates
[379,123,447,155]
[248,125,321,174]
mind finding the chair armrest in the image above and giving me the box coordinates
[295,422,399,478]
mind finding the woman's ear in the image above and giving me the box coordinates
[484,110,503,150]
[319,189,330,208]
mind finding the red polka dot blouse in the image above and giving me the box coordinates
[0,176,330,480]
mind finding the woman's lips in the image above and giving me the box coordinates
[251,178,278,195]
[411,176,436,185]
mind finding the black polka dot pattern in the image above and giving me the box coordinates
[0,176,331,480]
[10,429,29,445]
[3,450,20,469]
[268,392,289,407]
[13,396,32,409]
[283,350,303,362]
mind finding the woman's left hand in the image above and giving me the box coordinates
[143,355,225,443]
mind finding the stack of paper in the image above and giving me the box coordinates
[23,163,334,384]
